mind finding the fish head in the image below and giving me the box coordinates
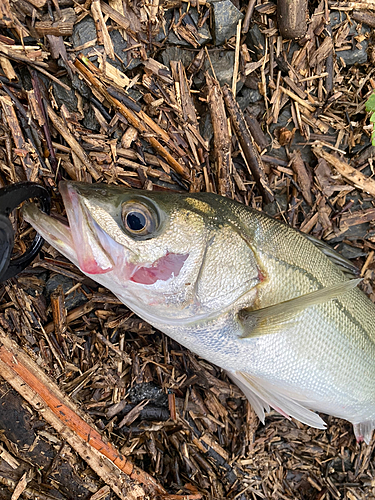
[23,182,263,326]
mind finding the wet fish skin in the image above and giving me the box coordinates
[23,182,375,443]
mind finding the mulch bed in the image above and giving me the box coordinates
[0,0,375,498]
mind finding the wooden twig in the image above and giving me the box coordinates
[277,0,307,39]
[170,61,198,128]
[206,74,233,197]
[35,8,76,36]
[0,0,14,28]
[0,43,49,67]
[0,94,35,180]
[25,0,47,7]
[325,23,334,94]
[222,85,274,204]
[100,1,130,30]
[232,19,241,96]
[30,63,71,91]
[91,0,115,60]
[242,0,257,33]
[328,1,375,11]
[290,150,313,205]
[43,301,96,334]
[280,87,316,112]
[170,61,202,167]
[245,113,269,151]
[31,70,59,174]
[2,83,43,141]
[309,37,333,68]
[351,9,375,26]
[313,147,375,197]
[50,285,68,354]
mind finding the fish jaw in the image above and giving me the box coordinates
[23,201,79,266]
[58,182,194,294]
[59,181,114,274]
[23,183,126,277]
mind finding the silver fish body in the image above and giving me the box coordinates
[24,182,375,443]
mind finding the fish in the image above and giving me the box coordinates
[23,181,375,444]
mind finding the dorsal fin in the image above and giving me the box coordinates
[304,234,360,278]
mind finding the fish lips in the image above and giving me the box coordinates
[60,181,114,275]
[23,181,122,276]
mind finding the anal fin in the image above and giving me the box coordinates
[227,371,270,423]
[230,371,327,430]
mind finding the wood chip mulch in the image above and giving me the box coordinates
[0,0,375,498]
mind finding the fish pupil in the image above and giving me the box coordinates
[126,211,146,231]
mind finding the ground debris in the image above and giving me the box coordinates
[0,0,374,499]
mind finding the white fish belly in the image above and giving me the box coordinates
[157,298,375,425]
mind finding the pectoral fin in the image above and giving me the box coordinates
[238,278,361,339]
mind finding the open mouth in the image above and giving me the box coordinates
[23,181,114,275]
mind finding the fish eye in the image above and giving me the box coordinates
[126,211,146,231]
[121,201,157,238]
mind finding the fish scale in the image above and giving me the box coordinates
[23,182,375,443]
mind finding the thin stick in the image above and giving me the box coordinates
[222,85,274,204]
[232,19,241,96]
[242,0,257,33]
